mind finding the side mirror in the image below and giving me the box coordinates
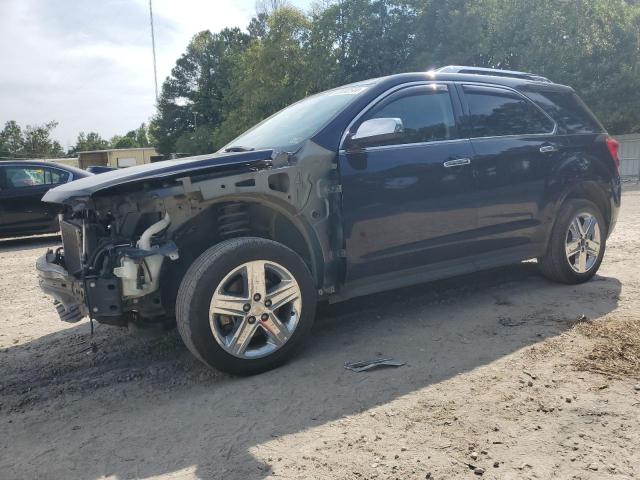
[347,117,404,149]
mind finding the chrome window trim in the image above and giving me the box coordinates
[339,137,469,154]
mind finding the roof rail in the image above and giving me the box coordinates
[436,65,552,83]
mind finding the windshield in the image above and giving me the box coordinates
[221,83,372,152]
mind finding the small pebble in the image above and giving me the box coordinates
[588,463,598,471]
[634,384,640,391]
[470,451,478,460]
[565,397,572,403]
[474,466,485,476]
[493,461,500,468]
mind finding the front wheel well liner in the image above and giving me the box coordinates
[160,199,322,313]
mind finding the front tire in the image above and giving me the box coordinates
[176,237,317,375]
[538,199,607,284]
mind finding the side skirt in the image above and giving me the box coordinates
[329,244,543,303]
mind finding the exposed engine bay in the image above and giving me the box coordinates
[37,143,341,328]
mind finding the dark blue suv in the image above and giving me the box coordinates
[37,66,621,374]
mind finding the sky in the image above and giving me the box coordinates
[0,0,311,150]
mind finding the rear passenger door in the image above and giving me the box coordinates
[459,84,558,258]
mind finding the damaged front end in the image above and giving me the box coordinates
[36,146,341,328]
[37,207,179,326]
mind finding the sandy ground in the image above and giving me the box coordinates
[1,187,639,480]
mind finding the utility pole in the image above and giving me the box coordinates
[149,0,159,102]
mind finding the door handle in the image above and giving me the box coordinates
[443,158,471,168]
[540,145,558,153]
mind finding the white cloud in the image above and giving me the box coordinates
[0,0,311,151]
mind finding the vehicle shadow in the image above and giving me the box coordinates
[2,263,622,479]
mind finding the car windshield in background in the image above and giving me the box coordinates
[222,84,371,152]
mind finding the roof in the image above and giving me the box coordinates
[369,67,569,93]
[0,159,88,175]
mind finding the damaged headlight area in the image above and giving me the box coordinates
[37,207,179,327]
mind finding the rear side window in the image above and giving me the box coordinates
[4,166,70,188]
[46,168,70,184]
[463,85,555,138]
[359,85,458,146]
[520,88,605,134]
[5,166,46,188]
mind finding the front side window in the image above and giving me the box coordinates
[357,85,458,147]
[5,167,46,188]
[464,86,554,138]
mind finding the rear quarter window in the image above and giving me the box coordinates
[520,88,605,134]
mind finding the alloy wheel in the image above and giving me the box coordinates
[565,212,601,274]
[208,260,302,359]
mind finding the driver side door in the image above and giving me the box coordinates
[339,83,478,282]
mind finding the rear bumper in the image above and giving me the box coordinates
[607,177,622,237]
[36,252,87,322]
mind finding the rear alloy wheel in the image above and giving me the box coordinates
[564,212,602,274]
[538,199,607,284]
[176,237,316,375]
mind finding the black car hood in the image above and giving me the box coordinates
[43,149,275,204]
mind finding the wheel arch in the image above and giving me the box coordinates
[543,179,612,251]
[559,180,611,229]
[161,194,326,312]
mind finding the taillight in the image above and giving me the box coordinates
[606,136,620,172]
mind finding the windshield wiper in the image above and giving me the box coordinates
[224,146,255,153]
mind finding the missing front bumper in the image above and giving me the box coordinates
[36,251,87,323]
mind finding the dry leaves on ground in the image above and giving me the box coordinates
[574,314,640,379]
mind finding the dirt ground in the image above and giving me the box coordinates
[1,188,639,480]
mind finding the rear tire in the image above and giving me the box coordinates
[176,237,316,375]
[538,199,607,284]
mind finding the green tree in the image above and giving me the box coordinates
[151,28,250,155]
[68,131,110,155]
[458,0,640,133]
[308,0,419,86]
[135,123,150,147]
[0,120,24,157]
[215,7,312,146]
[150,0,640,155]
[174,125,217,154]
[110,130,138,149]
[21,121,64,158]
